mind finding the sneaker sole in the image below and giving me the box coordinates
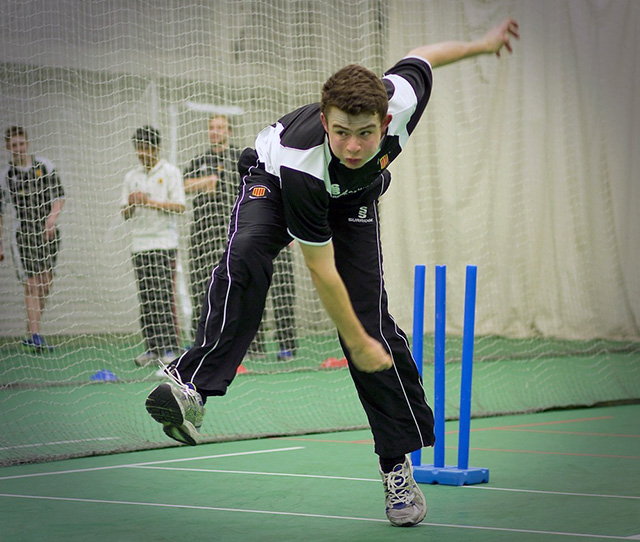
[387,504,427,527]
[387,490,427,527]
[135,356,158,367]
[145,384,198,446]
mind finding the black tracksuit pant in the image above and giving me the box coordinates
[170,175,434,457]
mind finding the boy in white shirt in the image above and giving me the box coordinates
[121,126,186,367]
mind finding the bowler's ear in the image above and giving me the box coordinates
[320,112,328,133]
[382,114,392,132]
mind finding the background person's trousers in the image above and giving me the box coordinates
[171,176,434,457]
[133,249,179,354]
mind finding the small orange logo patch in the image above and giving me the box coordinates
[251,186,266,197]
[378,154,389,170]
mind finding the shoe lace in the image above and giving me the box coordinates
[157,356,186,386]
[382,462,414,507]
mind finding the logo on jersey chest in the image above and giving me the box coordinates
[378,154,389,170]
[348,206,374,224]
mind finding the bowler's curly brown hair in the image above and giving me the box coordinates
[320,64,388,121]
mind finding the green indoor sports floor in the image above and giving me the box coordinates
[0,403,638,542]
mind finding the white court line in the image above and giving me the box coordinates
[134,465,379,482]
[0,493,633,540]
[4,451,634,502]
[0,447,304,481]
[0,437,120,452]
[463,485,640,501]
[132,465,640,501]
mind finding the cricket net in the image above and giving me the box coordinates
[1,0,638,466]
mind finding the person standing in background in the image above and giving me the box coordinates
[182,115,241,341]
[0,126,64,351]
[266,242,298,361]
[184,115,299,362]
[122,126,185,368]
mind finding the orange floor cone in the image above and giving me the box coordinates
[319,356,348,369]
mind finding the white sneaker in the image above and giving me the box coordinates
[145,381,205,446]
[135,350,158,367]
[380,456,427,527]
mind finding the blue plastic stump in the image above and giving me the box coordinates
[411,265,489,486]
[410,265,426,468]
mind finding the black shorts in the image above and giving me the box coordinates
[14,229,60,279]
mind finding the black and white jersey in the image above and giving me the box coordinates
[183,147,242,231]
[246,56,432,246]
[0,155,64,234]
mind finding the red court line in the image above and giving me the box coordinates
[445,428,639,438]
[470,416,614,431]
[474,429,640,438]
[442,416,619,436]
[277,417,629,446]
[445,446,640,460]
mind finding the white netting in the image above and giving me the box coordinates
[0,0,638,466]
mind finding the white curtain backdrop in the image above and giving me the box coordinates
[383,0,639,340]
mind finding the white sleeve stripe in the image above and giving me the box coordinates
[255,122,328,183]
[279,144,326,180]
[384,73,419,148]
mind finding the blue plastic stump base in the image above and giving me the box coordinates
[413,465,489,486]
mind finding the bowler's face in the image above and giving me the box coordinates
[321,107,391,169]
